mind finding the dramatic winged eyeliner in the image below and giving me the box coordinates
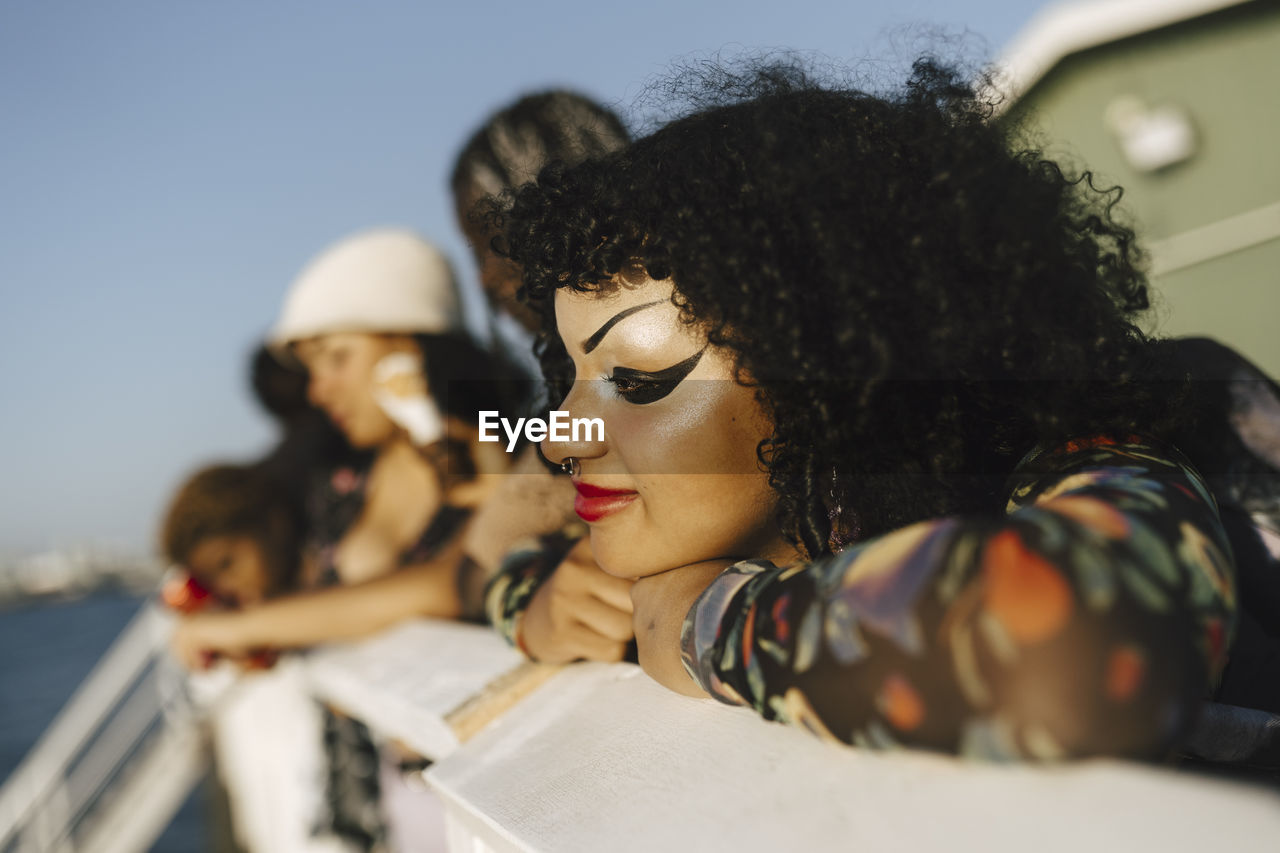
[607,349,705,404]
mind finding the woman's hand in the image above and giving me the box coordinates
[630,560,732,697]
[371,351,445,447]
[170,611,254,670]
[520,538,635,663]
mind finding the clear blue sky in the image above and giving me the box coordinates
[0,0,1050,556]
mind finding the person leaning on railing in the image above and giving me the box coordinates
[168,228,524,851]
[161,462,304,612]
[169,229,515,665]
[491,57,1280,761]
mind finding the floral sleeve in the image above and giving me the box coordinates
[483,524,585,652]
[680,438,1237,760]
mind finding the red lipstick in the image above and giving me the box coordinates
[573,481,639,522]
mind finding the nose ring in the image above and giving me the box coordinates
[560,457,580,477]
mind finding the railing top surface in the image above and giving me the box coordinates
[7,615,1278,853]
[305,619,1280,853]
[304,619,529,759]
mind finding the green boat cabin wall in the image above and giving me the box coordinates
[1000,1,1280,377]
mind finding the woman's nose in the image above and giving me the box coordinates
[541,380,607,470]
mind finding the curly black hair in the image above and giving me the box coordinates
[500,59,1183,558]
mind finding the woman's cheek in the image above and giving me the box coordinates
[607,391,724,476]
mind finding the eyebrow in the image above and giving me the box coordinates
[581,301,664,354]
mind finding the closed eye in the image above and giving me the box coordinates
[605,349,704,404]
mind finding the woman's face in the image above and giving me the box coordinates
[542,275,797,579]
[295,332,411,448]
[456,188,541,333]
[187,534,271,607]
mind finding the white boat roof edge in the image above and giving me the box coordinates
[991,0,1258,110]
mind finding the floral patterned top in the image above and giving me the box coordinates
[483,339,1279,760]
[679,436,1237,760]
[305,455,470,588]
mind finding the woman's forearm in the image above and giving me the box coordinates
[678,439,1237,760]
[191,546,464,654]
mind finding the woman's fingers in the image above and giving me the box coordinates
[581,570,635,613]
[520,541,635,662]
[569,593,635,642]
[565,623,629,663]
[558,541,634,612]
[170,620,214,670]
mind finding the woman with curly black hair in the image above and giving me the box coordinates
[493,60,1249,761]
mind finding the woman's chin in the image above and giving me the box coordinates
[590,537,658,581]
[596,556,649,581]
[591,539,699,581]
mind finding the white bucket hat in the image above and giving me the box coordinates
[269,228,461,347]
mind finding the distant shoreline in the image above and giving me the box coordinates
[0,576,158,611]
[0,552,162,610]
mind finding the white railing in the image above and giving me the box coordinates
[5,614,1280,853]
[305,621,1280,853]
[0,603,210,853]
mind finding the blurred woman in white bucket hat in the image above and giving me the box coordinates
[271,226,513,588]
[170,227,521,851]
[271,227,460,457]
[171,227,518,653]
